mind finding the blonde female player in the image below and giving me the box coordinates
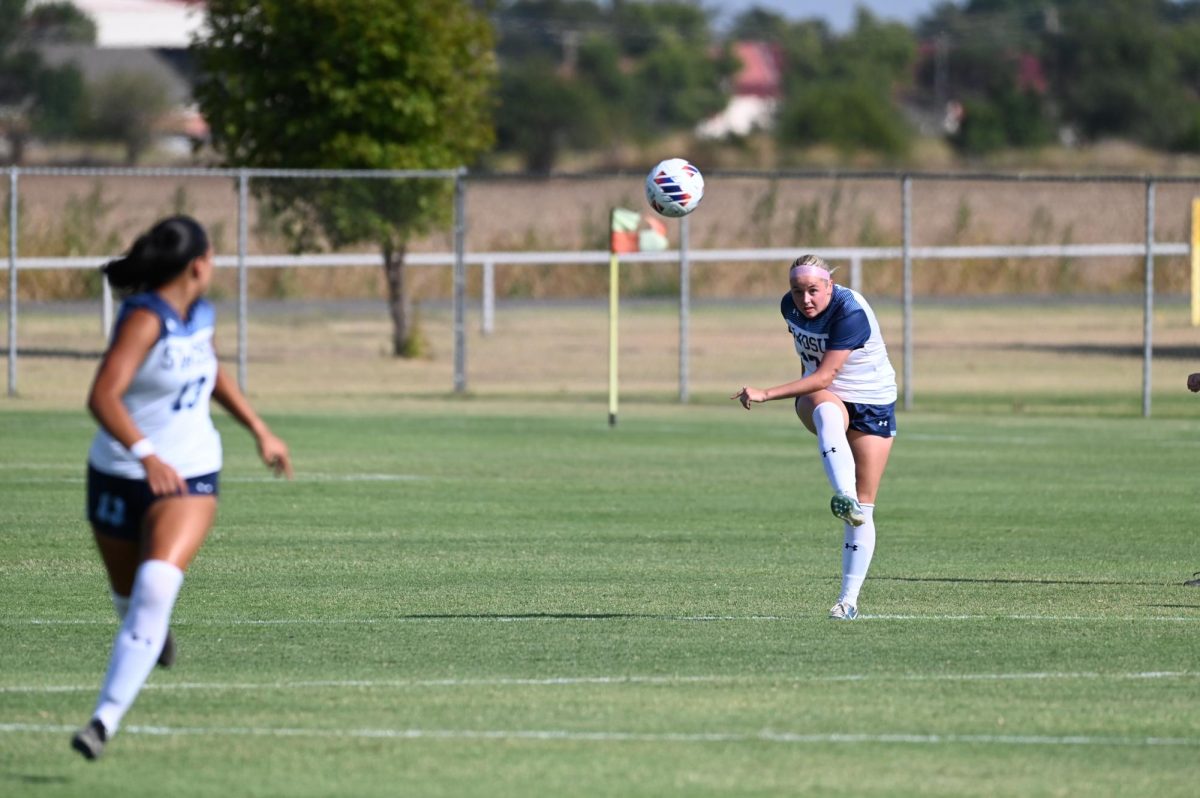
[732,254,897,621]
[72,216,292,760]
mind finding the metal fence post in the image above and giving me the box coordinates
[237,169,249,393]
[482,260,494,336]
[7,167,18,397]
[850,254,862,294]
[679,214,691,403]
[902,175,913,412]
[453,168,467,393]
[1143,179,1155,418]
[102,280,112,336]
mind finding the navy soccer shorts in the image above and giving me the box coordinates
[86,465,219,540]
[844,401,897,438]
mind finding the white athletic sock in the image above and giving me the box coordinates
[812,401,857,497]
[111,591,130,621]
[839,503,876,607]
[92,560,184,734]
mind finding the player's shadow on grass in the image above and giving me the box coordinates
[399,612,656,620]
[1,774,72,786]
[0,347,105,360]
[875,575,1170,587]
[1006,342,1200,359]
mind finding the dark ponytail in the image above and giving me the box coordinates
[102,215,209,293]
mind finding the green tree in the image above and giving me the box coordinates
[775,10,916,156]
[919,0,1200,153]
[84,70,171,164]
[492,0,731,167]
[1050,0,1193,148]
[28,59,86,139]
[631,33,733,138]
[195,0,495,357]
[0,0,91,162]
[495,0,605,63]
[618,1,733,138]
[496,57,604,171]
[25,1,97,43]
[727,6,793,42]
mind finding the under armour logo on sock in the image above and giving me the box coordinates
[844,543,858,550]
[822,447,837,457]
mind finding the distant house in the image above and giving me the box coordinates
[32,0,208,149]
[39,45,192,104]
[696,41,784,140]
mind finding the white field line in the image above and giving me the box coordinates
[8,612,1198,626]
[0,472,428,484]
[862,614,1200,622]
[1,722,1196,748]
[9,615,788,625]
[2,670,1193,695]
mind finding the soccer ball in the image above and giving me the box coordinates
[645,158,705,218]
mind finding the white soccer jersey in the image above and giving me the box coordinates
[88,293,222,479]
[780,285,897,404]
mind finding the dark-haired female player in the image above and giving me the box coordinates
[71,216,292,760]
[732,254,897,621]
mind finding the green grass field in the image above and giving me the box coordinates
[2,402,1199,797]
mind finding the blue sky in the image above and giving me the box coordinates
[713,1,961,32]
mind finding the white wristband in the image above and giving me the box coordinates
[129,438,156,459]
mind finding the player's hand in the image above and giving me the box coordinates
[143,456,187,497]
[1188,373,1200,393]
[731,386,767,409]
[257,432,293,479]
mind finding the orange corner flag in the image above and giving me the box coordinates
[611,208,670,253]
[610,207,641,253]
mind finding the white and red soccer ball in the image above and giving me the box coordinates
[645,158,705,218]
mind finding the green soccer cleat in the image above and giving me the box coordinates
[829,602,859,620]
[830,492,866,526]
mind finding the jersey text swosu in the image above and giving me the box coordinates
[780,285,897,404]
[88,293,222,479]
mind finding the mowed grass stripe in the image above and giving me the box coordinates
[2,669,1195,694]
[3,722,1199,748]
[2,407,1198,796]
[6,612,1200,625]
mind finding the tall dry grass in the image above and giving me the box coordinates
[4,167,1199,301]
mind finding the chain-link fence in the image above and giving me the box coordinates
[4,167,1200,417]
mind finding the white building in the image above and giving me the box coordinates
[696,41,784,140]
[32,0,206,48]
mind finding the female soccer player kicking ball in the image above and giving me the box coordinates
[72,216,292,760]
[733,255,898,620]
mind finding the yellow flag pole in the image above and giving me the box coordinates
[608,225,619,428]
[1191,198,1200,327]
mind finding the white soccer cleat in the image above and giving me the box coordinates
[829,602,859,620]
[830,492,866,526]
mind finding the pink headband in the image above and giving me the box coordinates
[789,262,831,281]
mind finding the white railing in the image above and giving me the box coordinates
[3,238,1189,412]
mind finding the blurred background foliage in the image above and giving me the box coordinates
[3,0,1200,170]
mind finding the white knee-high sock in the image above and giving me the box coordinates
[839,503,876,607]
[812,401,857,497]
[93,559,184,734]
[111,590,130,620]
